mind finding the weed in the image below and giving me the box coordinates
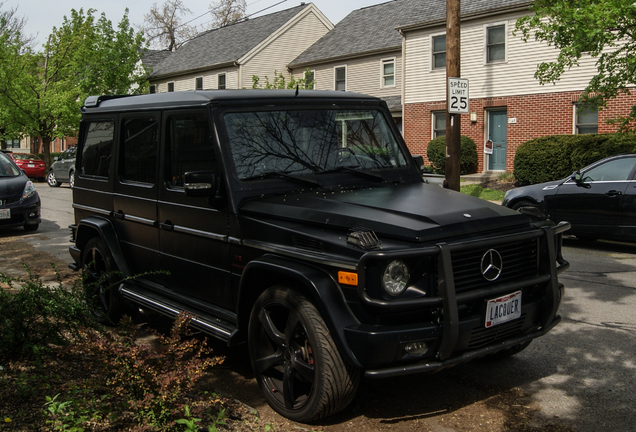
[497,171,516,183]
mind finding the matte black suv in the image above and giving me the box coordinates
[69,90,569,422]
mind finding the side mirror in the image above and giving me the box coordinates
[572,171,582,182]
[412,155,424,174]
[53,157,59,161]
[184,171,216,197]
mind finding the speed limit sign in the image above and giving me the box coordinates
[448,78,469,114]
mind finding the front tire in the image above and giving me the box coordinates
[248,286,359,422]
[82,237,127,324]
[69,170,75,188]
[47,170,60,187]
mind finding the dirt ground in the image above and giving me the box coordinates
[0,181,575,432]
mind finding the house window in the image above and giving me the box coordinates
[195,77,203,90]
[335,66,346,91]
[433,111,446,138]
[382,59,395,87]
[149,84,156,94]
[432,35,446,69]
[576,104,598,134]
[305,70,315,89]
[167,82,175,92]
[218,73,226,90]
[487,24,506,63]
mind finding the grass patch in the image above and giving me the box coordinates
[460,184,505,201]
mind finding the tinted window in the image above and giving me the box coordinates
[224,109,407,180]
[80,121,114,178]
[582,158,636,182]
[121,118,158,184]
[0,153,20,177]
[166,114,215,188]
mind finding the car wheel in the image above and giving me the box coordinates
[69,170,75,188]
[483,340,532,360]
[248,286,360,422]
[82,237,127,325]
[24,223,39,232]
[47,170,60,187]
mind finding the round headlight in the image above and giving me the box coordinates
[382,260,410,296]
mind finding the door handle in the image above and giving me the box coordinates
[159,221,174,231]
[605,190,622,197]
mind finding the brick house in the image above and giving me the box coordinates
[148,3,333,92]
[397,0,636,173]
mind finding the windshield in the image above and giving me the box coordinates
[0,153,20,177]
[223,109,408,180]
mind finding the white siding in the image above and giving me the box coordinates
[292,51,402,99]
[152,67,239,92]
[242,10,332,88]
[404,11,601,104]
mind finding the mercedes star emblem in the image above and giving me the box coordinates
[481,249,503,281]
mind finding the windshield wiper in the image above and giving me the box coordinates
[242,171,322,188]
[317,165,385,182]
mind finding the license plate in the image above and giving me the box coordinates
[0,208,9,220]
[27,164,35,168]
[485,291,522,328]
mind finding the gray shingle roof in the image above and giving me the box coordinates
[150,4,308,78]
[289,0,530,66]
[141,50,173,72]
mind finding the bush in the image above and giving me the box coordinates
[426,135,478,175]
[513,133,636,185]
[0,268,96,361]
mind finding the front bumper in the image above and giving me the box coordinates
[0,195,41,229]
[346,222,570,378]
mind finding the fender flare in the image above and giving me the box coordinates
[74,216,132,277]
[236,254,363,368]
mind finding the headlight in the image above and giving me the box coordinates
[382,260,410,296]
[22,181,37,200]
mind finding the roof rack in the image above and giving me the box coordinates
[83,95,132,108]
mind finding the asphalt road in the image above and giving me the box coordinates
[10,185,636,431]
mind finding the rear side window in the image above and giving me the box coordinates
[121,117,159,184]
[166,114,215,188]
[80,121,114,178]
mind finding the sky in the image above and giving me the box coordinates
[9,0,390,48]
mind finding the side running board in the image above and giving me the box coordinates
[119,284,238,344]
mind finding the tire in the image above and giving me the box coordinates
[248,286,360,422]
[483,340,532,360]
[69,170,75,188]
[82,237,127,324]
[24,223,39,232]
[47,170,61,187]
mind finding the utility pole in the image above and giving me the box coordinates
[445,0,461,191]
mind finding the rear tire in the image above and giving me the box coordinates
[69,170,75,188]
[82,237,128,324]
[47,170,60,187]
[248,286,359,422]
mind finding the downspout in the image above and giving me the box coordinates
[235,62,241,89]
[399,29,406,135]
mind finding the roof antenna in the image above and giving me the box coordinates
[295,84,299,97]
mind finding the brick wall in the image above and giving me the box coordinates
[404,89,636,172]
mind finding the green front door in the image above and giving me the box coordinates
[488,110,507,171]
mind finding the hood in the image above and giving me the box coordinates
[0,173,28,200]
[240,182,530,243]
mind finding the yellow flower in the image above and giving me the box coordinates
[4,418,11,423]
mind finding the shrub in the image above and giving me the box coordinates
[426,135,478,175]
[0,268,96,361]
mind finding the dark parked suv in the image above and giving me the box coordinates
[69,90,569,422]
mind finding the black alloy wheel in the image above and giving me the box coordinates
[82,237,126,324]
[248,286,359,422]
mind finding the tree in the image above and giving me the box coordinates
[516,0,636,131]
[252,69,315,90]
[0,7,148,164]
[208,0,246,28]
[140,0,199,51]
[0,2,32,148]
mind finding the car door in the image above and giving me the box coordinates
[551,156,636,238]
[619,165,636,240]
[111,114,161,277]
[157,110,233,312]
[55,147,76,182]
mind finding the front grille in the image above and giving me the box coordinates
[467,313,527,349]
[452,238,538,293]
